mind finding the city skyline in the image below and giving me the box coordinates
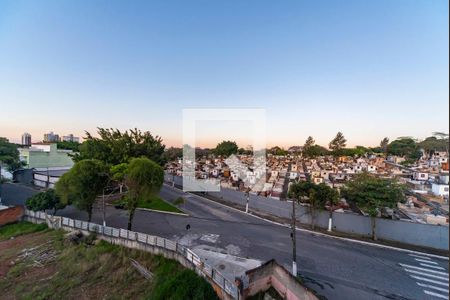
[1,0,449,147]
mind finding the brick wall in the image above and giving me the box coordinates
[0,206,24,226]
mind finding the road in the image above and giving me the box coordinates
[2,183,449,300]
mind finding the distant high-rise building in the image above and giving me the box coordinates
[62,134,80,143]
[21,132,32,146]
[43,131,60,143]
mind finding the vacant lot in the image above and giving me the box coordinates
[0,222,217,300]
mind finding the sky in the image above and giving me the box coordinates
[0,0,448,148]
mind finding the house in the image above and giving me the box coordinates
[431,183,449,197]
[367,165,377,173]
[313,177,323,184]
[413,172,429,181]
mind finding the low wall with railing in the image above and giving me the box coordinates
[23,209,239,300]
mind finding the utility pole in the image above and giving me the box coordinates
[291,198,297,276]
[328,173,334,232]
[245,188,250,213]
[102,188,106,226]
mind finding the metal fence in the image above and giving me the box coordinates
[24,209,239,299]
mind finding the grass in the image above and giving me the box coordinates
[173,197,185,206]
[137,195,183,214]
[0,222,48,241]
[0,222,218,300]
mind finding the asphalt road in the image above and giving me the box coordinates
[2,183,449,300]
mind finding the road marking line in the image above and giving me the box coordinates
[409,254,431,260]
[417,283,449,294]
[399,264,449,276]
[423,290,449,299]
[405,269,448,281]
[164,185,450,260]
[416,259,438,264]
[410,275,449,286]
[420,264,446,270]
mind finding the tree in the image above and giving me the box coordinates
[419,134,449,156]
[314,183,340,231]
[74,128,166,166]
[214,141,238,157]
[329,132,347,155]
[125,157,164,230]
[110,163,128,193]
[303,144,329,158]
[342,173,405,240]
[26,189,66,214]
[55,159,109,222]
[57,141,80,152]
[380,137,389,155]
[0,137,24,172]
[387,137,421,162]
[304,136,315,150]
[163,147,183,162]
[269,146,288,156]
[289,181,337,230]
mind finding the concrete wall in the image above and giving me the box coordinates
[167,175,449,250]
[244,260,318,300]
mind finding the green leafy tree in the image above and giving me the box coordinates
[110,163,128,193]
[329,132,347,156]
[387,137,421,162]
[314,183,340,229]
[342,173,405,240]
[55,159,109,222]
[57,141,80,152]
[289,182,339,229]
[304,144,329,158]
[26,189,66,214]
[0,137,24,172]
[419,134,449,156]
[163,147,183,162]
[304,136,315,150]
[380,137,389,155]
[214,141,238,157]
[269,146,288,156]
[125,157,164,230]
[74,128,166,165]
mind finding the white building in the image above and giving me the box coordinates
[431,183,449,197]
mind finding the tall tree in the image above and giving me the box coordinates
[342,173,405,240]
[125,157,164,230]
[214,141,238,157]
[74,128,166,166]
[26,189,66,215]
[303,136,315,150]
[55,159,109,222]
[380,137,389,155]
[329,132,347,155]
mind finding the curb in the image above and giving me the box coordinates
[136,207,189,217]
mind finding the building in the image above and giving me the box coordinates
[62,134,80,143]
[18,143,74,169]
[21,132,32,146]
[43,131,60,143]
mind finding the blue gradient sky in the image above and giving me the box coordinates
[0,0,448,148]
